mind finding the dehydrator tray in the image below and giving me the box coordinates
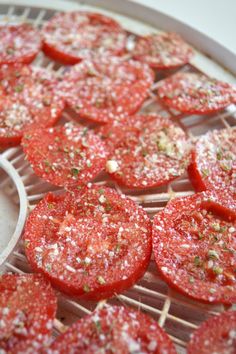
[0,1,235,352]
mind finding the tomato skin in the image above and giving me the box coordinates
[187,150,207,192]
[0,24,41,65]
[187,310,236,354]
[47,305,177,354]
[42,11,127,65]
[0,273,57,353]
[23,185,152,300]
[152,191,236,304]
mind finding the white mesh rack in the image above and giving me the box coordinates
[0,1,235,353]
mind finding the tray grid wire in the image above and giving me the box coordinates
[0,4,236,353]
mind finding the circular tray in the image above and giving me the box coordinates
[0,1,235,352]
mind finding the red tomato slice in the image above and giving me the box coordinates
[0,64,64,147]
[157,72,236,115]
[22,122,109,187]
[42,11,127,65]
[23,185,152,300]
[0,24,41,65]
[132,32,193,69]
[48,304,177,354]
[152,191,236,304]
[0,273,57,353]
[188,310,236,354]
[58,56,154,123]
[100,114,190,189]
[188,128,236,198]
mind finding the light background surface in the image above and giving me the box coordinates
[131,0,236,54]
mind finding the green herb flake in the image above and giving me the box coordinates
[211,223,220,232]
[202,168,209,177]
[94,320,101,332]
[24,240,30,248]
[6,47,14,55]
[213,266,223,275]
[71,168,79,177]
[14,84,24,93]
[44,160,51,167]
[194,256,201,267]
[208,249,219,259]
[24,134,32,140]
[83,284,90,293]
[98,189,105,195]
[115,244,121,253]
[105,204,112,212]
[97,276,106,285]
[216,150,223,160]
[189,276,195,284]
[198,232,204,240]
[47,203,55,209]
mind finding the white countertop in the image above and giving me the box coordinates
[131,0,236,55]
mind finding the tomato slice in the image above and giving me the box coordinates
[58,56,154,123]
[22,122,109,187]
[188,128,236,198]
[152,191,236,304]
[42,11,127,65]
[0,24,41,65]
[0,273,57,353]
[132,32,193,69]
[23,185,152,300]
[157,72,236,115]
[187,310,236,354]
[0,64,64,147]
[48,304,177,354]
[99,114,190,189]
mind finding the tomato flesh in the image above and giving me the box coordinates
[48,304,177,354]
[0,64,64,147]
[42,11,127,64]
[23,185,152,300]
[152,191,236,304]
[22,122,109,187]
[157,72,236,115]
[58,57,154,123]
[132,32,193,69]
[188,310,236,354]
[188,128,236,198]
[0,24,41,65]
[0,273,57,353]
[99,114,190,189]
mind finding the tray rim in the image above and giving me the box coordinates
[0,154,28,269]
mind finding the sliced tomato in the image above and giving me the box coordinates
[157,72,236,115]
[23,185,152,300]
[42,11,127,65]
[152,191,236,304]
[22,122,109,187]
[0,64,64,147]
[132,32,193,69]
[48,304,177,354]
[188,128,236,198]
[0,23,41,65]
[58,56,154,123]
[188,310,236,354]
[100,114,190,189]
[0,273,57,353]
